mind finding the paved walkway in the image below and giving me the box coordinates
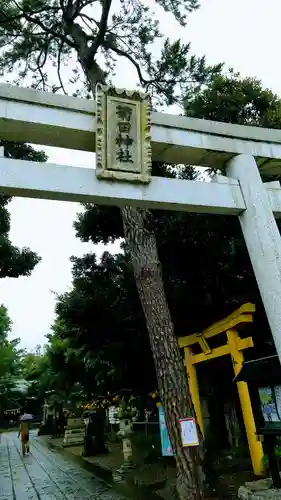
[0,431,125,500]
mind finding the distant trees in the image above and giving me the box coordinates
[0,305,23,418]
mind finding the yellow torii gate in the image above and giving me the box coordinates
[178,303,264,476]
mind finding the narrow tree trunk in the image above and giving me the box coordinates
[122,206,203,500]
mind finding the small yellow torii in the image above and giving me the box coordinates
[178,303,264,476]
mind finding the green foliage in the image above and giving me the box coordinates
[2,141,47,162]
[185,71,281,130]
[0,0,222,105]
[0,305,23,414]
[50,252,155,398]
[20,347,64,402]
[0,305,21,379]
[262,438,281,469]
[0,304,11,339]
[21,351,46,382]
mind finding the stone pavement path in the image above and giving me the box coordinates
[0,431,126,500]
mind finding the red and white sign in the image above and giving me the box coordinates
[179,417,199,447]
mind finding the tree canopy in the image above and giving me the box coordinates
[184,70,281,130]
[0,0,222,105]
[50,251,155,398]
[0,305,24,415]
[0,305,14,377]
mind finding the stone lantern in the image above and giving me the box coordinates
[117,399,137,471]
[118,417,133,436]
[117,418,135,470]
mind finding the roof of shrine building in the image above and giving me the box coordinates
[235,355,281,386]
[1,83,281,176]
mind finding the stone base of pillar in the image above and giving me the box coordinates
[62,428,85,448]
[238,478,280,500]
[120,437,135,470]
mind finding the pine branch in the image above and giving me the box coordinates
[57,40,67,94]
[105,41,148,85]
[87,0,112,62]
[11,0,76,49]
[107,41,200,96]
[1,4,58,26]
[80,13,97,32]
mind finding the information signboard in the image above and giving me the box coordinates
[258,386,281,422]
[179,417,199,447]
[158,406,173,456]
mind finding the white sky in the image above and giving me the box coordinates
[1,0,281,351]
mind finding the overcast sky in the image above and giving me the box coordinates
[1,0,280,352]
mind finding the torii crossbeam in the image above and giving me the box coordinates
[1,83,281,369]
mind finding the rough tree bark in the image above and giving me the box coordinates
[122,206,204,500]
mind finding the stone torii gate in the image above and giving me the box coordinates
[1,82,281,368]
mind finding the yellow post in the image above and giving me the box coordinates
[226,329,264,476]
[184,347,204,435]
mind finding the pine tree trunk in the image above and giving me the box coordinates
[122,206,203,500]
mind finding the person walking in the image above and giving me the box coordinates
[18,417,31,455]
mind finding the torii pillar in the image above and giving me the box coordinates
[226,154,281,365]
